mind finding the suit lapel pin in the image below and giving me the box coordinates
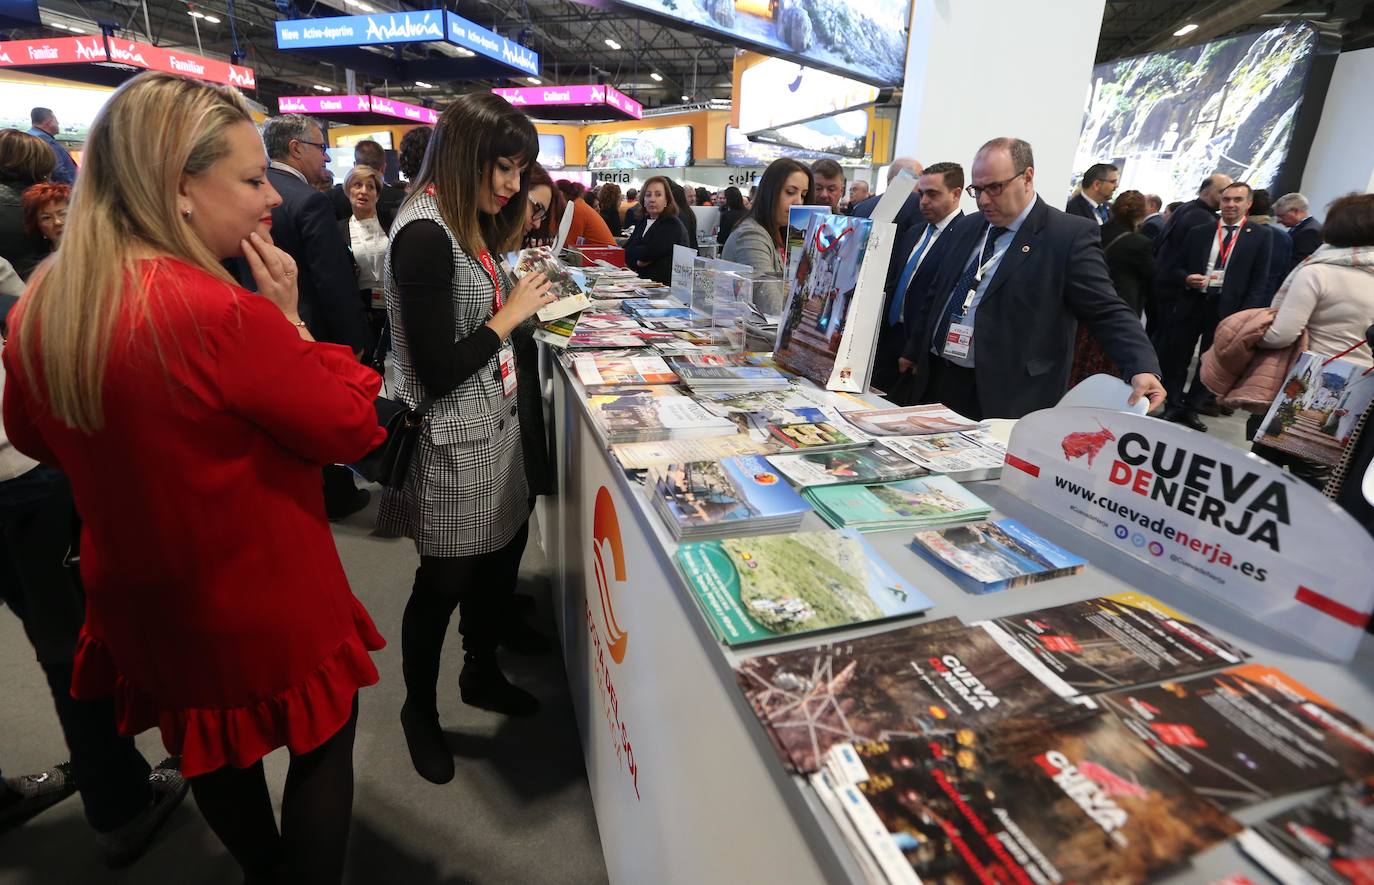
[1021,245,1030,253]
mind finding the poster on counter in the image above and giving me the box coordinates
[999,408,1374,660]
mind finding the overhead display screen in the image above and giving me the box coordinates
[586,126,693,169]
[737,56,880,133]
[584,0,908,87]
[538,133,567,169]
[745,109,868,160]
[724,125,843,166]
[1075,22,1323,200]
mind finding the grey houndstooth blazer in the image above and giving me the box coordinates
[376,193,530,557]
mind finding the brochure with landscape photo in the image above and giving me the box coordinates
[675,529,931,647]
[734,619,1092,772]
[586,386,736,443]
[511,247,593,322]
[766,447,928,488]
[837,713,1241,884]
[984,591,1248,693]
[805,474,992,532]
[647,455,810,540]
[840,404,983,437]
[1103,665,1374,809]
[572,354,678,387]
[911,518,1088,594]
[1239,777,1374,885]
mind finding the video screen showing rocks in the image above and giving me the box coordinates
[1074,22,1320,201]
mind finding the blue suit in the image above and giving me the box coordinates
[27,128,77,185]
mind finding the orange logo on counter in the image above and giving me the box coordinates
[593,485,629,664]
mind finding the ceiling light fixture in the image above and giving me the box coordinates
[649,72,662,82]
[415,80,434,89]
[50,21,68,28]
[680,94,690,102]
[203,15,220,23]
[1173,23,1198,36]
[313,84,333,92]
[527,76,542,84]
[68,25,83,31]
[188,10,204,18]
[604,38,621,50]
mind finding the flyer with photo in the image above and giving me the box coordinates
[1239,777,1374,885]
[911,518,1087,594]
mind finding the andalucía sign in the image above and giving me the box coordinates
[1000,407,1374,660]
[0,35,255,88]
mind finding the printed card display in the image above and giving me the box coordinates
[910,518,1087,594]
[675,529,932,646]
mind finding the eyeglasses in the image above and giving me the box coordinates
[296,139,329,154]
[530,200,548,223]
[966,170,1026,199]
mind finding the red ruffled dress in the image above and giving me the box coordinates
[2,259,387,777]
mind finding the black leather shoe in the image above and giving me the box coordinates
[399,702,454,784]
[459,654,540,717]
[1169,411,1208,432]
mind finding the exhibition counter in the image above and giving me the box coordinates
[537,354,1374,885]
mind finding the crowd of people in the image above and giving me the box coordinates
[1,68,1373,885]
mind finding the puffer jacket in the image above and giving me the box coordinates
[1201,307,1308,414]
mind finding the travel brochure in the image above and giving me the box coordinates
[510,247,593,322]
[675,529,933,647]
[767,420,868,453]
[585,387,736,443]
[646,455,810,541]
[610,435,782,471]
[879,431,1007,481]
[910,518,1088,594]
[804,474,993,532]
[1239,777,1374,885]
[666,354,792,392]
[840,404,985,437]
[572,354,678,387]
[766,446,928,488]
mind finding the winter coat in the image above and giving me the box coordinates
[1201,307,1308,414]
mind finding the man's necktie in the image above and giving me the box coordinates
[888,223,935,327]
[931,226,1007,352]
[1096,203,1110,224]
[1217,225,1237,268]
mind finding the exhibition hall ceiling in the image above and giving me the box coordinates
[6,0,1374,110]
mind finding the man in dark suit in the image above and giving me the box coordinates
[1149,173,1230,335]
[897,137,1163,420]
[328,139,404,227]
[850,157,923,239]
[1275,192,1323,270]
[1156,182,1273,432]
[1139,194,1165,239]
[871,162,964,396]
[262,114,371,519]
[1065,163,1119,229]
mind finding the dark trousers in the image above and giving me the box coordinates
[1154,291,1220,415]
[400,522,530,709]
[921,357,984,421]
[870,320,906,396]
[0,466,151,832]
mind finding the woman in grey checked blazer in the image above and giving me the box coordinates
[378,94,556,785]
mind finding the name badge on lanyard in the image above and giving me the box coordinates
[478,250,517,398]
[943,227,1005,360]
[1208,219,1243,290]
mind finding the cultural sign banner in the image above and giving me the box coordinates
[1000,408,1374,660]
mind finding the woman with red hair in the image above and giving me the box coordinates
[22,181,70,252]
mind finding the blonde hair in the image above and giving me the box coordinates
[14,71,253,432]
[344,164,382,195]
[0,128,56,183]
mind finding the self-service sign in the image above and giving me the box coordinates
[1001,408,1374,660]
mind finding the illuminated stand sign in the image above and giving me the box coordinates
[0,35,255,88]
[277,93,439,124]
[274,9,539,78]
[493,84,643,120]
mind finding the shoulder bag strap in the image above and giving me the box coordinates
[1102,231,1132,254]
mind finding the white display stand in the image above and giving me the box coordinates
[540,357,1374,885]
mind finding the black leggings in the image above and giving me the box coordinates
[401,521,530,709]
[188,696,359,885]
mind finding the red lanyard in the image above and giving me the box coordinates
[476,251,503,310]
[1215,218,1244,267]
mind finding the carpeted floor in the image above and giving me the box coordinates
[0,502,610,885]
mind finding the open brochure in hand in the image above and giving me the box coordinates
[1238,777,1374,885]
[1102,664,1374,810]
[572,354,678,387]
[646,455,809,540]
[829,714,1241,885]
[734,619,1091,773]
[586,386,736,443]
[880,431,1006,481]
[982,591,1248,693]
[805,474,992,532]
[675,529,931,646]
[766,446,928,488]
[839,404,984,436]
[511,247,593,322]
[910,518,1086,594]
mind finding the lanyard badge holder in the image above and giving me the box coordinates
[478,250,518,398]
[944,227,1004,361]
[1207,218,1243,290]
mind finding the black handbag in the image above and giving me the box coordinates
[351,394,436,489]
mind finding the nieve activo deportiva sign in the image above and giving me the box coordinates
[1000,407,1374,660]
[274,9,539,78]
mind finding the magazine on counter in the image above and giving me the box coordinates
[610,435,783,471]
[879,431,1007,481]
[833,714,1241,884]
[675,529,932,647]
[910,518,1087,594]
[572,354,678,387]
[1102,664,1374,810]
[646,455,810,540]
[840,404,984,437]
[568,331,652,349]
[511,247,593,322]
[983,591,1249,693]
[766,447,928,488]
[1238,777,1374,885]
[734,619,1092,772]
[805,474,992,532]
[767,421,869,453]
[586,386,736,443]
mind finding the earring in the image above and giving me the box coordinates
[182,208,192,219]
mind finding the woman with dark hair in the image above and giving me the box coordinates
[380,93,556,785]
[623,175,690,285]
[716,185,747,246]
[694,186,710,208]
[397,125,432,191]
[521,163,565,247]
[0,129,56,279]
[597,183,624,235]
[667,180,697,244]
[557,179,615,247]
[721,158,811,313]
